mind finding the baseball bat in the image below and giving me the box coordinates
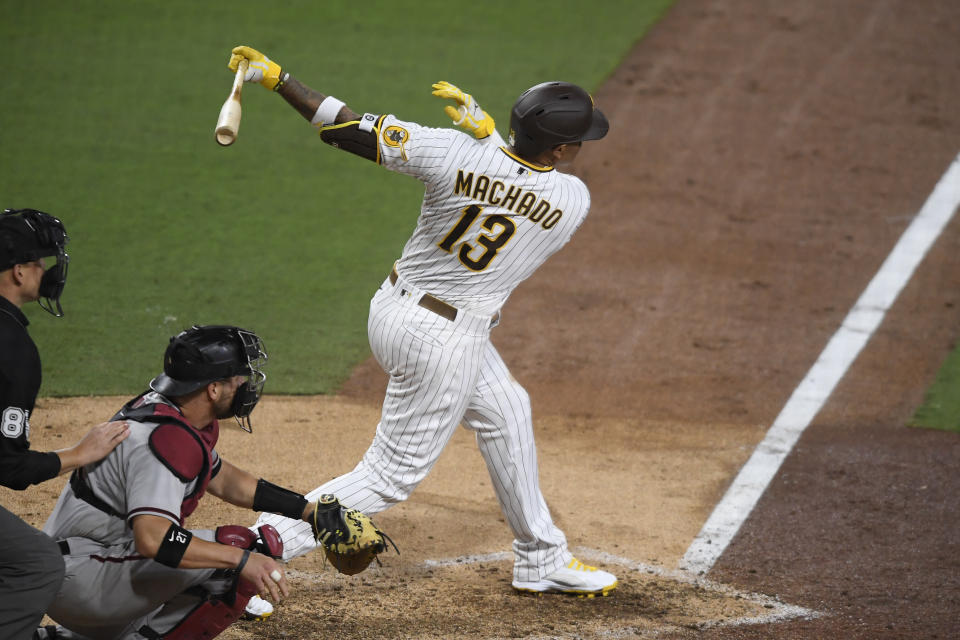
[215,58,249,146]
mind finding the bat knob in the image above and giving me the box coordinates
[215,99,242,146]
[215,128,237,146]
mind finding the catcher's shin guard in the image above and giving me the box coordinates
[152,582,256,640]
[140,525,284,639]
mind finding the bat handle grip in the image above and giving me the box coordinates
[233,58,249,91]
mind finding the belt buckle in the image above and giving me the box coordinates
[390,266,458,322]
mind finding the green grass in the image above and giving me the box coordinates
[910,343,960,433]
[2,0,673,395]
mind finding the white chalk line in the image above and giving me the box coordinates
[422,550,512,568]
[421,546,820,630]
[576,548,821,628]
[681,153,960,576]
[289,547,820,629]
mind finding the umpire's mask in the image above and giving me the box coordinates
[0,208,70,317]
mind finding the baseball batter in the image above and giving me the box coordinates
[231,45,618,596]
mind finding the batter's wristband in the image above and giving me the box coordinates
[312,96,346,126]
[155,523,193,568]
[253,478,309,520]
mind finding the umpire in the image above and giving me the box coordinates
[0,208,129,640]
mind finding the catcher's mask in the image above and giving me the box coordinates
[150,325,268,432]
[508,81,609,159]
[0,208,70,317]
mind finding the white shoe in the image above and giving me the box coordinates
[243,595,274,621]
[512,558,618,597]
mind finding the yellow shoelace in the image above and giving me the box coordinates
[567,558,597,572]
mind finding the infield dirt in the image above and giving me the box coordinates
[5,0,960,638]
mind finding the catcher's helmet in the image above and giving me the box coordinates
[0,208,70,317]
[508,81,609,159]
[150,325,268,432]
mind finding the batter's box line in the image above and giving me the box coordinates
[421,547,823,629]
[577,547,823,628]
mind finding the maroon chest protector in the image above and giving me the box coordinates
[115,392,221,520]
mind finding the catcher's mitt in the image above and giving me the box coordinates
[311,494,397,575]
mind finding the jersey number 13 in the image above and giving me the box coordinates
[438,205,516,271]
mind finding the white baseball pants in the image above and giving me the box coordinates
[258,273,570,582]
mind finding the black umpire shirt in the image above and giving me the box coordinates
[0,294,60,489]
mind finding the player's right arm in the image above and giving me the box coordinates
[132,514,287,602]
[431,80,500,142]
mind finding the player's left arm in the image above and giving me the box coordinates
[229,46,384,162]
[206,458,259,507]
[277,75,361,126]
[1,370,128,487]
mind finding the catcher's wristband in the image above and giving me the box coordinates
[154,523,193,568]
[235,549,251,573]
[253,479,308,520]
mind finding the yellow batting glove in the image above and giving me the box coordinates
[431,81,496,139]
[228,45,286,91]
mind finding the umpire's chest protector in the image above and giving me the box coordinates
[117,394,220,520]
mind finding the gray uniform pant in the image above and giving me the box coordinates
[46,530,233,640]
[0,505,65,640]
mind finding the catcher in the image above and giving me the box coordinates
[37,325,391,639]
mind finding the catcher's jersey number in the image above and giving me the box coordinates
[438,205,516,271]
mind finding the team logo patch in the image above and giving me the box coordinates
[383,125,410,161]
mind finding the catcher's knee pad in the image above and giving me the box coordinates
[215,524,283,558]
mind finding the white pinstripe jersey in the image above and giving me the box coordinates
[375,115,592,317]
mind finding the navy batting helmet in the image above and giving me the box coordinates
[508,81,609,159]
[150,325,267,431]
